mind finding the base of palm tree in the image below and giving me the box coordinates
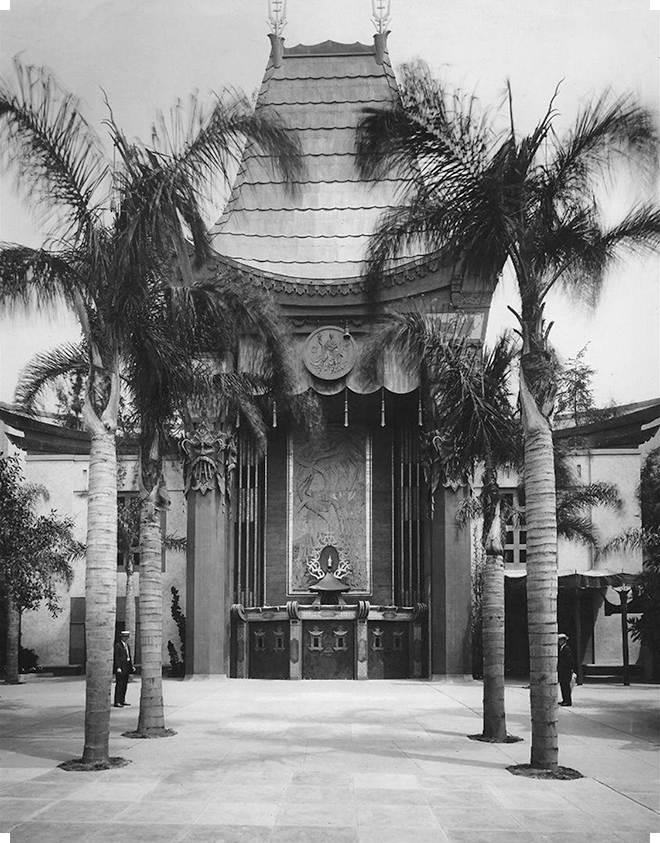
[507,763,583,780]
[58,757,130,772]
[468,733,523,743]
[122,728,177,739]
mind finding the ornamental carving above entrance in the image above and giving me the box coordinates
[303,326,356,380]
[288,426,372,595]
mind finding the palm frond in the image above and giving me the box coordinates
[356,64,659,317]
[601,527,660,557]
[557,514,599,546]
[0,245,84,311]
[163,535,187,553]
[0,59,109,242]
[542,203,660,302]
[111,90,303,278]
[549,91,658,201]
[556,482,623,547]
[14,341,88,412]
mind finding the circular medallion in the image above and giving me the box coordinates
[303,326,356,380]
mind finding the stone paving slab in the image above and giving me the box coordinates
[0,677,658,842]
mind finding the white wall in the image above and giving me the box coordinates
[19,452,187,668]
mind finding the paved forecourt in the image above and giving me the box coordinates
[0,676,658,843]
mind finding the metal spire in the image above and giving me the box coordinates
[372,0,391,33]
[268,0,287,37]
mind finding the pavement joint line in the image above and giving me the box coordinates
[554,706,660,747]
[593,777,660,816]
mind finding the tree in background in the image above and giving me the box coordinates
[0,454,81,683]
[556,346,595,427]
[356,62,660,771]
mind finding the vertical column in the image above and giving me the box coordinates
[429,484,472,678]
[181,418,236,677]
[288,601,301,680]
[356,619,369,680]
[412,614,424,678]
[231,606,248,679]
[289,620,302,680]
[356,601,370,680]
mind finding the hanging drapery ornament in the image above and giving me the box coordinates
[418,390,423,426]
[344,388,349,427]
[272,399,278,428]
[381,387,386,427]
[236,410,241,428]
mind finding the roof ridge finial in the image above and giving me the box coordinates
[268,0,287,37]
[372,0,391,33]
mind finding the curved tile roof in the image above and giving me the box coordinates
[210,35,425,283]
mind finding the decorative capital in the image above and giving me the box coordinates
[180,420,236,505]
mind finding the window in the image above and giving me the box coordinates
[273,627,286,652]
[371,627,384,651]
[253,629,266,651]
[503,491,526,564]
[333,627,348,651]
[308,627,324,651]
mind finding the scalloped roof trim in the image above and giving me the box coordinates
[207,250,445,296]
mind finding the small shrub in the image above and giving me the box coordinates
[167,587,186,677]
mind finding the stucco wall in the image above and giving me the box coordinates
[19,453,187,669]
[479,448,644,668]
[558,449,642,574]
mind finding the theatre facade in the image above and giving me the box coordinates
[4,18,650,682]
[180,26,495,680]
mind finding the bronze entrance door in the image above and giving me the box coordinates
[302,619,354,679]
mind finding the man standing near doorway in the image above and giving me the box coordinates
[113,630,134,707]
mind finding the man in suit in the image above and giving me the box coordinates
[558,633,574,706]
[113,630,134,707]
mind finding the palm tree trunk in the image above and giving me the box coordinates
[482,524,507,740]
[5,597,20,684]
[520,373,558,771]
[82,426,118,764]
[136,479,166,735]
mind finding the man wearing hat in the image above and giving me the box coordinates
[113,630,135,708]
[558,633,574,706]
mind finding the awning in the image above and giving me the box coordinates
[504,569,638,590]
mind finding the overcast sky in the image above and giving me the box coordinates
[0,0,658,406]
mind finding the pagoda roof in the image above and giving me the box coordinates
[209,34,428,287]
[553,399,660,448]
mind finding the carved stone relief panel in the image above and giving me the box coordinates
[288,425,372,595]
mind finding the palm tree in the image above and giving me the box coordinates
[356,61,660,770]
[0,60,301,764]
[14,276,297,739]
[110,112,300,736]
[365,312,520,742]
